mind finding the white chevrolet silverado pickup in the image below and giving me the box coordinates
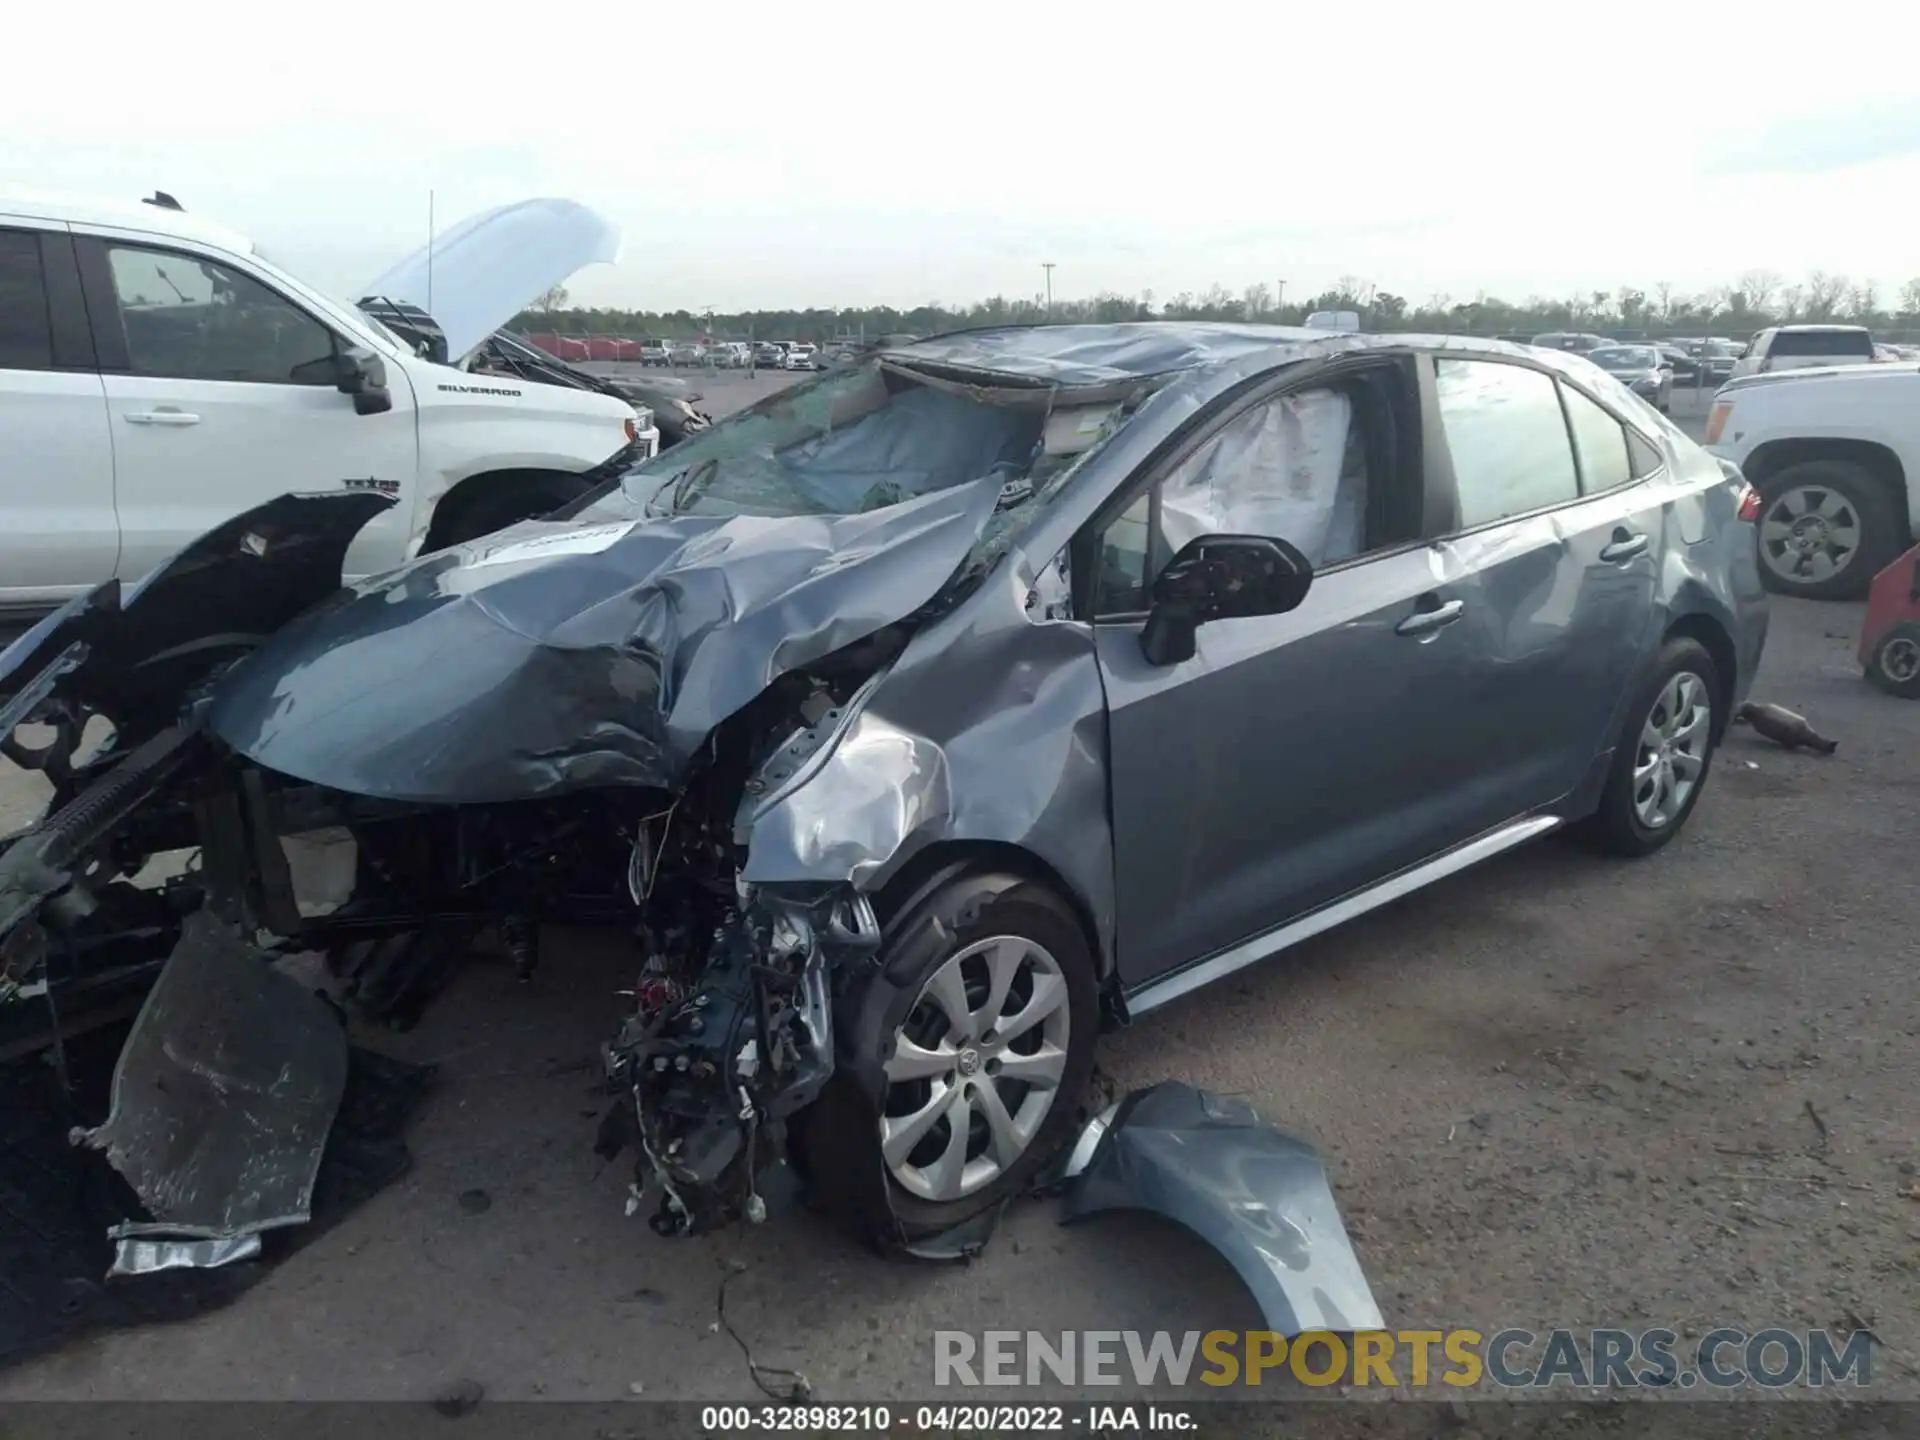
[1707,362,1920,600]
[0,190,657,619]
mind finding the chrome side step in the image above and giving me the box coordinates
[1123,815,1562,1016]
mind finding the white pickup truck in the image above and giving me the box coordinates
[1707,361,1919,599]
[0,190,657,619]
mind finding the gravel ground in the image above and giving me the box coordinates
[2,371,1915,1420]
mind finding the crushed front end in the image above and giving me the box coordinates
[1,474,988,1251]
[598,878,878,1234]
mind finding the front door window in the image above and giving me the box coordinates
[104,244,337,385]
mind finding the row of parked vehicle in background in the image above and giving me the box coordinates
[623,337,820,369]
[1518,326,1920,380]
[526,334,931,372]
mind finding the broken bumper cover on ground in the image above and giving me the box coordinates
[73,912,348,1271]
[1060,1082,1383,1336]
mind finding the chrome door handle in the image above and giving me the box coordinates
[1395,598,1464,636]
[124,409,201,426]
[1600,533,1649,563]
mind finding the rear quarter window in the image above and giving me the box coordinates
[1561,385,1634,493]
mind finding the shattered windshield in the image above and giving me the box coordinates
[602,363,1044,519]
[576,358,1142,573]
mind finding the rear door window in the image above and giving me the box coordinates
[1769,329,1874,359]
[1434,359,1580,526]
[0,229,54,371]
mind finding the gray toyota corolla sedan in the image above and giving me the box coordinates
[1,324,1768,1258]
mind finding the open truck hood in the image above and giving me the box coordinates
[357,197,621,362]
[205,477,1004,805]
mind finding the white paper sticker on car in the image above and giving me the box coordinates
[466,521,636,569]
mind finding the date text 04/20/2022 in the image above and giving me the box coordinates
[698,1404,1197,1431]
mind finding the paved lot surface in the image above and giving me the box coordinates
[3,366,1915,1418]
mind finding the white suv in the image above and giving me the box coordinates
[1707,360,1919,599]
[0,190,657,619]
[1730,325,1876,378]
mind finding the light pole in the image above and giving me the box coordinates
[1042,262,1055,317]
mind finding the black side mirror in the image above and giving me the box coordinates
[336,349,393,416]
[1140,534,1314,667]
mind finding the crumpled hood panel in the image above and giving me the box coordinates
[207,476,1003,804]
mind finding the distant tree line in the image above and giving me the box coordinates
[513,271,1920,345]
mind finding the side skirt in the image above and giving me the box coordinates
[1122,815,1562,1017]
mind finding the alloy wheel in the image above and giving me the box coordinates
[881,935,1072,1202]
[1882,635,1920,685]
[1633,672,1712,830]
[1760,485,1862,587]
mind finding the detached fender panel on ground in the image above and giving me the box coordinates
[1059,1081,1383,1337]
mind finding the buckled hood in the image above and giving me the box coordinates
[205,477,1004,805]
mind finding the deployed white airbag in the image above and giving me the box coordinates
[1159,389,1365,568]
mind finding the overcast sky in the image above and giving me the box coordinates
[6,3,1918,313]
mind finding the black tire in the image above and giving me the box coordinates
[1577,637,1722,857]
[812,874,1098,1240]
[1867,621,1920,699]
[425,474,592,550]
[1754,459,1902,601]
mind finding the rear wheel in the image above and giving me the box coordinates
[1754,459,1901,601]
[1578,637,1720,857]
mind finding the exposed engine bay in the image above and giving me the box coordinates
[2,594,913,1244]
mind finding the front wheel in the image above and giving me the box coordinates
[815,875,1099,1240]
[1867,621,1920,698]
[1577,637,1721,857]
